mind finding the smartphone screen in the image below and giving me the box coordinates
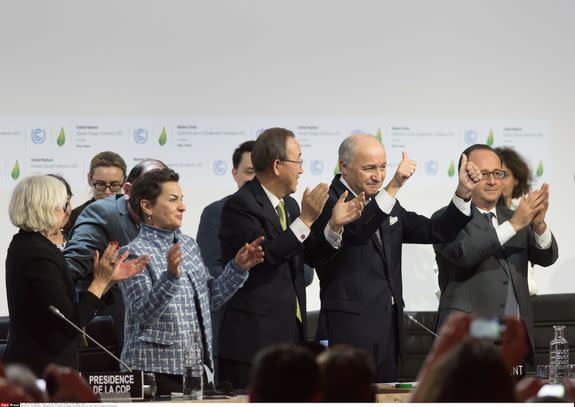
[469,319,504,340]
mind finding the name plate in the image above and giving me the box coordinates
[82,371,143,400]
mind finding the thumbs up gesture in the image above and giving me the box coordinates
[385,151,417,197]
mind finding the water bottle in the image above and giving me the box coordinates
[183,331,203,400]
[549,325,569,384]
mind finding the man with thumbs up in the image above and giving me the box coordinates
[308,133,482,382]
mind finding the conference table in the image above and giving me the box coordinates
[162,384,412,403]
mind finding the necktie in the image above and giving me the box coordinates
[276,201,287,231]
[484,212,495,227]
[276,201,302,323]
[484,211,519,316]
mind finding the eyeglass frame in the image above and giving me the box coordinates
[280,159,304,167]
[90,177,124,192]
[480,170,506,180]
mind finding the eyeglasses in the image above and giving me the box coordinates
[281,159,304,167]
[480,170,506,180]
[91,179,123,192]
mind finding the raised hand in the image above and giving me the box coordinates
[531,183,549,235]
[234,236,265,270]
[328,190,365,233]
[455,154,482,200]
[167,243,182,278]
[509,189,545,232]
[92,243,149,296]
[385,151,417,197]
[300,183,329,227]
[110,253,149,282]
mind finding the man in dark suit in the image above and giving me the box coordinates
[197,140,255,383]
[308,133,481,382]
[218,127,364,388]
[433,144,558,358]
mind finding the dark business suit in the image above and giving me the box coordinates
[196,195,230,383]
[433,203,558,356]
[218,177,334,388]
[62,198,95,236]
[4,230,102,376]
[309,175,471,382]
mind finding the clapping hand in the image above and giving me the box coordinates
[234,236,265,270]
[455,154,482,200]
[328,190,366,233]
[531,183,549,235]
[92,242,149,292]
[300,183,329,228]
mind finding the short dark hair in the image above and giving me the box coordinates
[126,159,167,184]
[251,128,294,173]
[232,140,255,169]
[249,344,321,402]
[317,345,375,402]
[89,151,127,179]
[47,173,73,198]
[128,168,179,220]
[494,147,532,198]
[459,144,501,169]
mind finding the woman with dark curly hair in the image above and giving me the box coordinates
[495,146,538,295]
[494,146,532,208]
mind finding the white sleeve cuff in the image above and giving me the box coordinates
[291,217,310,242]
[496,221,517,246]
[324,222,342,249]
[534,227,552,249]
[374,189,396,214]
[452,194,471,216]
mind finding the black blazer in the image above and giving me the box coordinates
[4,230,102,376]
[218,178,334,363]
[310,176,471,361]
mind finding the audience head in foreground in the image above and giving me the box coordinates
[249,344,322,402]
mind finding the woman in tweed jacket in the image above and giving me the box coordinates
[119,168,264,395]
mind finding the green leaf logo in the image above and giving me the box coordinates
[56,127,66,147]
[448,160,455,177]
[376,128,382,142]
[11,160,20,180]
[159,127,167,146]
[536,160,544,177]
[486,129,494,146]
[334,161,340,175]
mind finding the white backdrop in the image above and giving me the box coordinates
[0,0,574,315]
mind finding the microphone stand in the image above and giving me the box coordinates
[49,305,132,372]
[405,313,438,337]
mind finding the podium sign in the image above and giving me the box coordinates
[82,371,144,400]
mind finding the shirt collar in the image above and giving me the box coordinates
[261,183,283,210]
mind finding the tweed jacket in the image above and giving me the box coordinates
[119,224,248,374]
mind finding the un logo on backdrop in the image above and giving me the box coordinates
[133,128,148,144]
[425,160,438,176]
[213,160,227,176]
[310,160,324,176]
[464,130,477,145]
[31,128,46,144]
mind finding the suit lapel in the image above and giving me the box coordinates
[250,178,284,234]
[332,176,387,261]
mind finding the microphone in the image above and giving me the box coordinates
[48,305,132,372]
[405,313,438,337]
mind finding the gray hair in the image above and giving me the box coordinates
[338,136,357,167]
[9,175,67,232]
